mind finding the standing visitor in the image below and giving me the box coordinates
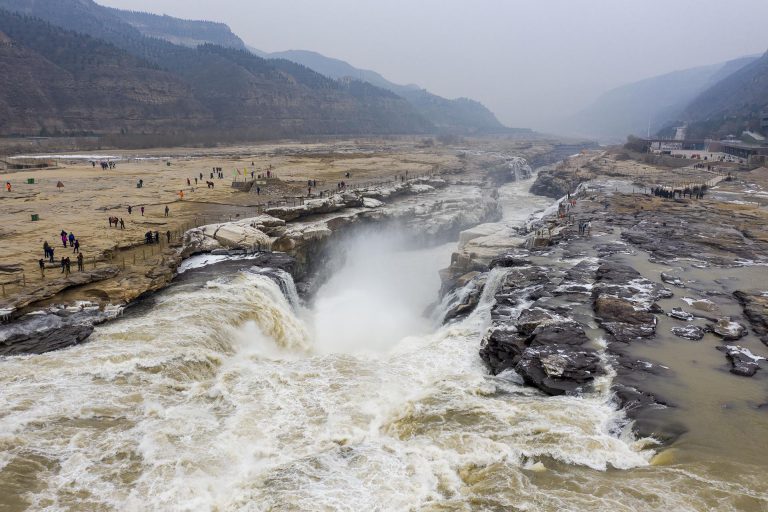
[119,218,125,229]
[39,258,45,278]
[140,206,145,216]
[166,230,171,244]
[68,232,75,247]
[128,205,132,215]
[77,252,84,271]
[73,239,80,253]
[165,205,169,217]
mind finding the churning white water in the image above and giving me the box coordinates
[1,178,765,511]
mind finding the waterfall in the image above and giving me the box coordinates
[251,267,301,310]
[508,156,532,181]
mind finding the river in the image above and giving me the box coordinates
[1,178,766,511]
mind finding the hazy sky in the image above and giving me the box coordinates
[100,0,768,130]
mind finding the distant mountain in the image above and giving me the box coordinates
[259,49,510,134]
[565,55,758,141]
[105,7,246,50]
[0,1,434,139]
[265,50,421,94]
[673,50,768,139]
[0,10,210,136]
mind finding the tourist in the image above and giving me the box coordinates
[73,239,80,253]
[166,230,171,244]
[256,186,260,195]
[187,178,191,186]
[77,252,84,271]
[128,205,132,215]
[61,232,67,248]
[119,218,125,229]
[179,190,184,200]
[43,241,50,258]
[60,256,66,273]
[154,231,159,244]
[38,258,45,277]
[68,232,75,247]
[140,206,145,216]
[64,257,71,276]
[49,246,55,263]
[164,205,169,217]
[5,182,10,192]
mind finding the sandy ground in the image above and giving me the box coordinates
[0,139,461,302]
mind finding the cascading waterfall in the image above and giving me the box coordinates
[251,267,301,310]
[1,177,764,511]
[508,156,533,181]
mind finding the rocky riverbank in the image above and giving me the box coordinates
[440,156,768,445]
[0,146,543,355]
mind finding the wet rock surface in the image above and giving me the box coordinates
[0,302,122,356]
[717,345,764,377]
[710,317,747,341]
[734,291,768,345]
[671,325,705,341]
[461,172,768,444]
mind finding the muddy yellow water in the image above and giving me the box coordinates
[0,180,766,511]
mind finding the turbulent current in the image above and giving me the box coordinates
[1,180,766,511]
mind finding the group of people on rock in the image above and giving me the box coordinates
[652,185,707,200]
[144,230,172,245]
[108,217,125,229]
[40,236,84,277]
[59,230,78,249]
[92,161,116,170]
[578,220,592,236]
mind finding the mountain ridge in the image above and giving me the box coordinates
[564,55,759,141]
[0,3,434,139]
[671,50,768,139]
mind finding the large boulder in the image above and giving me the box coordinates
[212,223,271,250]
[734,291,768,345]
[529,321,590,347]
[710,317,747,341]
[717,345,764,377]
[0,324,94,356]
[516,307,559,336]
[671,325,705,341]
[480,327,528,374]
[514,344,604,395]
[594,296,656,326]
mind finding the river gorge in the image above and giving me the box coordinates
[1,157,767,511]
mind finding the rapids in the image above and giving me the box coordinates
[1,179,767,511]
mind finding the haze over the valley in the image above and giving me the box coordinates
[98,0,768,132]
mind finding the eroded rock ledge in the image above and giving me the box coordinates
[440,174,768,445]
